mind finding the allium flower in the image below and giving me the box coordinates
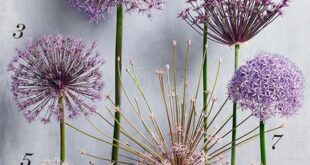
[179,0,289,45]
[228,52,304,120]
[67,0,166,22]
[8,35,105,123]
[66,42,279,165]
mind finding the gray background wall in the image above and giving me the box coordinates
[0,0,309,164]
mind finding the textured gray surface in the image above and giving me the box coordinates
[0,0,309,164]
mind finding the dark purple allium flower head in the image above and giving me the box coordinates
[8,35,105,123]
[228,52,304,121]
[179,0,290,46]
[67,0,166,23]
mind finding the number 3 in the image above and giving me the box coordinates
[20,153,34,165]
[13,24,26,39]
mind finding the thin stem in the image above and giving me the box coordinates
[59,95,65,164]
[116,68,162,147]
[203,23,208,154]
[260,121,267,165]
[112,4,123,165]
[158,74,174,145]
[107,108,163,158]
[172,41,179,142]
[66,123,156,162]
[126,67,169,152]
[231,43,240,165]
[211,126,260,156]
[210,124,283,160]
[181,41,191,143]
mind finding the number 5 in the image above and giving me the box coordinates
[20,153,34,165]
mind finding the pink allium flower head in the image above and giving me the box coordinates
[179,0,290,45]
[228,52,304,121]
[8,35,105,123]
[67,0,166,23]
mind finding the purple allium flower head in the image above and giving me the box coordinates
[67,0,166,23]
[8,35,105,123]
[228,52,304,121]
[179,0,290,46]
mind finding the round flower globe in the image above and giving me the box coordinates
[67,0,166,23]
[8,35,105,123]
[228,52,304,121]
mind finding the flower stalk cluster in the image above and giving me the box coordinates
[180,1,291,164]
[67,41,283,164]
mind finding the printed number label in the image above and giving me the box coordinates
[272,134,284,150]
[20,153,34,165]
[13,24,26,39]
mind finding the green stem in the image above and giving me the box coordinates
[111,4,123,165]
[203,24,208,154]
[260,121,267,165]
[59,95,65,164]
[231,44,240,165]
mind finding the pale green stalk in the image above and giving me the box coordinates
[260,121,267,165]
[112,4,123,165]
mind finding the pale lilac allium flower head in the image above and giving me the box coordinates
[179,0,290,45]
[67,0,166,23]
[228,52,304,121]
[8,35,105,123]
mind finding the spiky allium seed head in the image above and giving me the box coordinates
[7,35,105,123]
[67,0,166,23]
[71,42,265,165]
[228,52,304,121]
[138,144,207,164]
[179,0,289,46]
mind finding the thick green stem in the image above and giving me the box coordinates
[231,44,240,165]
[260,121,267,165]
[111,4,123,165]
[203,24,208,154]
[59,95,65,164]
